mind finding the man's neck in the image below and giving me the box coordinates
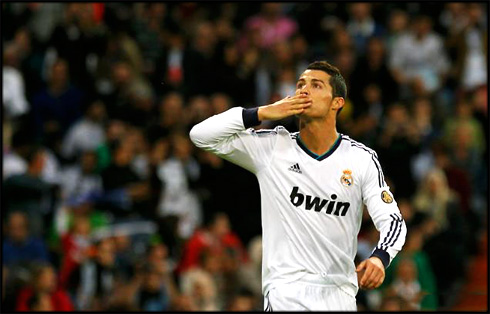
[298,118,339,156]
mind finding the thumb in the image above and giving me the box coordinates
[356,261,366,272]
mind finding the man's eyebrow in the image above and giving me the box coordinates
[311,79,326,85]
[296,78,326,85]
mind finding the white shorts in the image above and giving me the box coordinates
[264,281,357,311]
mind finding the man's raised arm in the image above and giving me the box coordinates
[189,95,312,173]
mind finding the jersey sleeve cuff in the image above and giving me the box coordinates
[370,249,390,269]
[242,108,261,128]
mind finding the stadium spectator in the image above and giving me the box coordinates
[125,127,151,180]
[186,95,214,128]
[3,146,54,236]
[3,128,37,180]
[443,98,486,156]
[49,3,107,93]
[145,243,179,294]
[410,97,440,183]
[377,103,421,198]
[10,26,47,101]
[61,100,107,162]
[2,211,50,267]
[445,3,487,92]
[15,263,74,311]
[346,3,385,56]
[378,294,410,311]
[75,238,117,310]
[389,14,450,98]
[226,288,260,311]
[237,236,262,301]
[387,258,424,310]
[26,292,54,311]
[102,60,153,125]
[210,92,233,115]
[438,3,468,36]
[176,212,247,274]
[59,150,103,202]
[350,36,399,115]
[2,42,29,121]
[382,227,438,310]
[95,119,128,173]
[130,3,168,77]
[413,168,468,307]
[112,233,134,282]
[180,249,221,310]
[100,136,151,219]
[384,9,409,54]
[30,58,85,150]
[156,133,202,239]
[146,91,186,144]
[58,214,92,292]
[152,25,185,93]
[183,21,220,97]
[132,263,172,311]
[240,3,298,51]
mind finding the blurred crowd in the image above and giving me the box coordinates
[2,2,487,312]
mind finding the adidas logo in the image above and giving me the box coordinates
[288,163,302,174]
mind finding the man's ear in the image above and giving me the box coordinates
[333,97,345,111]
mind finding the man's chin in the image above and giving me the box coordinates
[295,107,311,117]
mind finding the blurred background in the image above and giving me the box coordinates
[1,2,487,312]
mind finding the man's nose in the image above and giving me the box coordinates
[299,87,309,96]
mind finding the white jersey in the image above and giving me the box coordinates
[190,107,407,298]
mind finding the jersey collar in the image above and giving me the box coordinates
[296,133,342,161]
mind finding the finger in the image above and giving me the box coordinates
[374,274,385,288]
[360,266,375,286]
[290,108,305,115]
[288,102,311,111]
[293,93,309,98]
[370,273,383,288]
[366,270,384,289]
[290,93,311,100]
[356,261,366,272]
[364,274,379,289]
[287,98,312,106]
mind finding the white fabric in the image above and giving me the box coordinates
[61,119,106,159]
[190,107,407,300]
[3,151,27,179]
[390,33,449,92]
[157,157,202,239]
[2,66,29,118]
[462,28,487,89]
[60,165,103,200]
[264,281,357,311]
[3,149,61,184]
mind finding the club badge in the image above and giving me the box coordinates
[381,190,393,204]
[340,169,353,187]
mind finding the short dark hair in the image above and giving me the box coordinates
[306,61,347,99]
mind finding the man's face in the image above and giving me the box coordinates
[295,69,339,119]
[37,267,57,293]
[8,213,28,243]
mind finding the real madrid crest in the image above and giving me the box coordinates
[340,169,353,187]
[381,190,393,204]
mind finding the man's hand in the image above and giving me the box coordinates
[258,95,312,121]
[356,256,385,290]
